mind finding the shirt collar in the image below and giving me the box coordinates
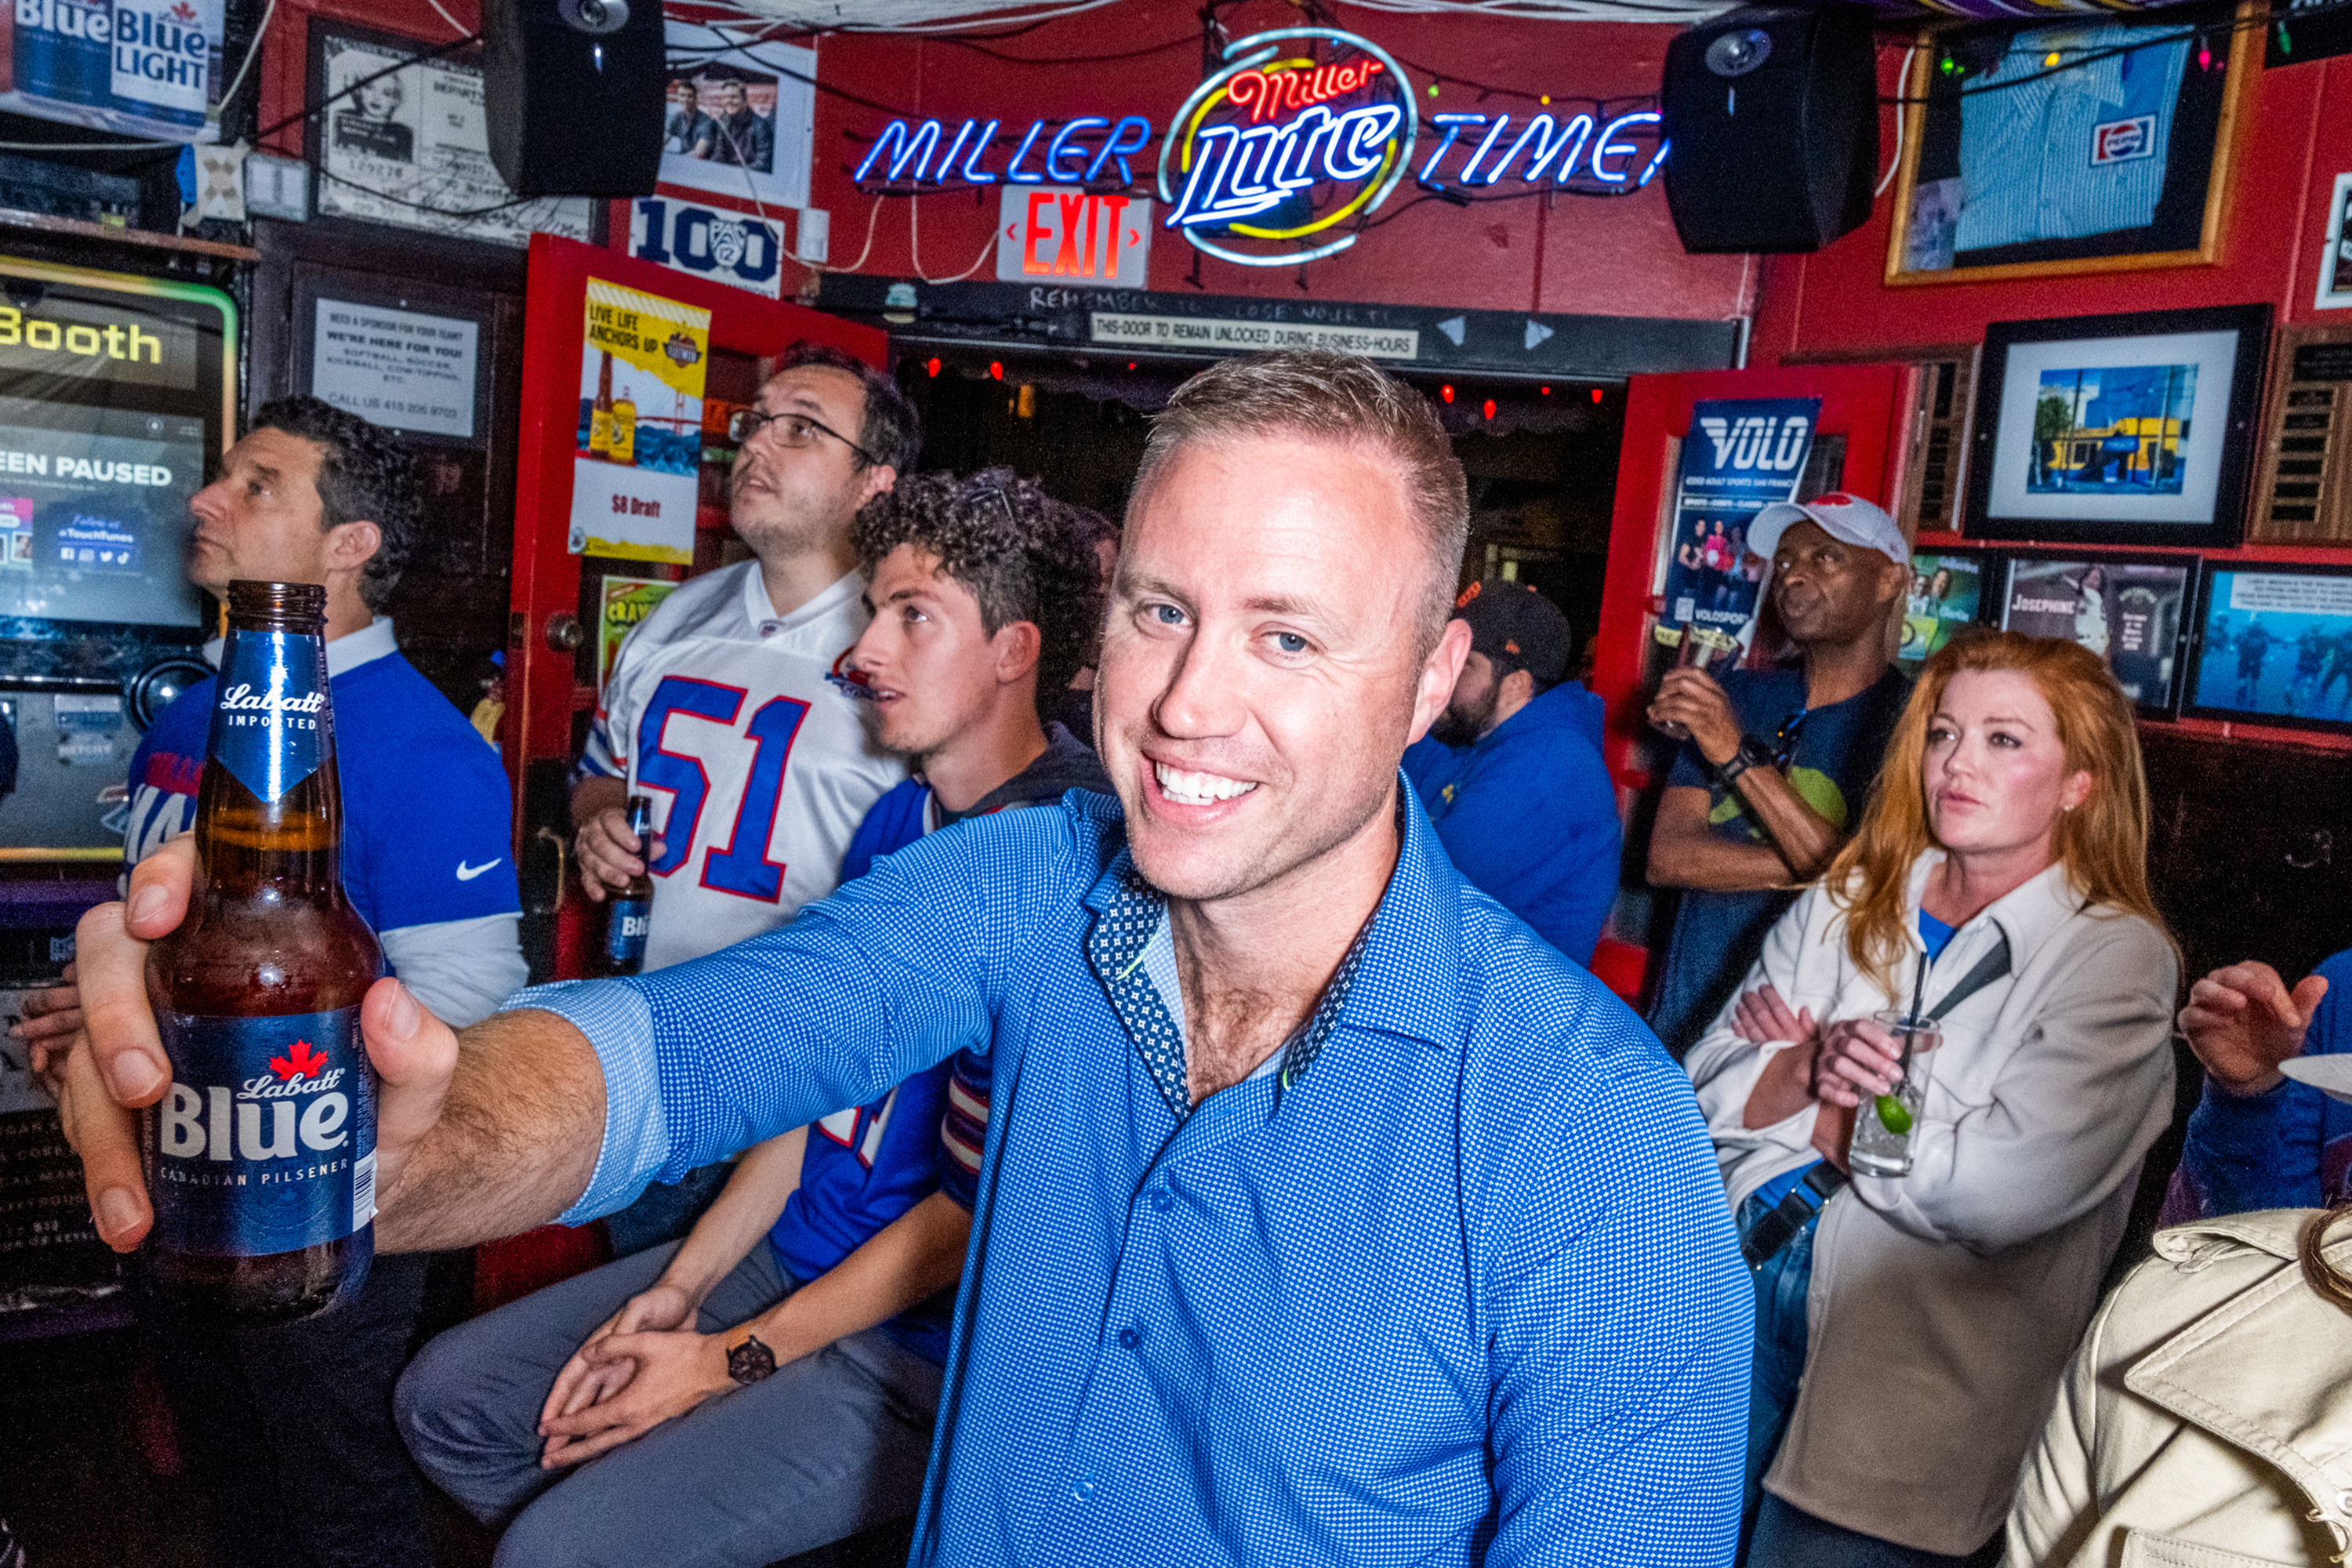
[199,615,397,677]
[1081,779,1466,1116]
[742,562,862,634]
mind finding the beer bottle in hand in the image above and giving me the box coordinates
[140,581,383,1324]
[602,794,655,976]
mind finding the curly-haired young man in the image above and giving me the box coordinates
[15,395,522,1568]
[396,470,1112,1568]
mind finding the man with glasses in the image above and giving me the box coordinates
[1643,493,1911,1058]
[572,342,916,974]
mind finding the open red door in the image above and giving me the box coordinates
[1588,362,1920,1007]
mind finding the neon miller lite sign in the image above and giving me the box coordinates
[853,25,1667,269]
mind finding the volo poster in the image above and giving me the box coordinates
[1657,397,1820,655]
[568,280,709,565]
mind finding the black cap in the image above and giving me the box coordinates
[1452,579,1570,685]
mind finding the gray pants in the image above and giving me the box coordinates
[394,1240,944,1568]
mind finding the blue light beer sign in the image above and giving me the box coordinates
[4,0,221,140]
[852,25,1666,270]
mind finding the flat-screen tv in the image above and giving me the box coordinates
[1899,550,1992,666]
[0,257,233,633]
[2183,563,2352,735]
[1998,553,2197,717]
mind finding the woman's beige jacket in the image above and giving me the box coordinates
[1686,855,2176,1555]
[2008,1210,2352,1567]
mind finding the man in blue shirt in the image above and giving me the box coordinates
[61,352,1751,1567]
[1403,578,1620,966]
[2166,952,2352,1219]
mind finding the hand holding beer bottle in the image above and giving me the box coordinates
[137,583,383,1323]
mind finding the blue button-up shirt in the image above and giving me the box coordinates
[515,786,1750,1566]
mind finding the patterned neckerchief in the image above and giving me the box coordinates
[1085,856,1376,1118]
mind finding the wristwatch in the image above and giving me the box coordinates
[726,1334,777,1386]
[1715,732,1775,787]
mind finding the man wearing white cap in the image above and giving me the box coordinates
[1644,492,1911,1057]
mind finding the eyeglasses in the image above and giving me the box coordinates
[728,407,877,466]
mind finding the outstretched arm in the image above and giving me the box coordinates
[59,843,605,1253]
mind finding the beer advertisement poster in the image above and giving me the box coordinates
[2,0,223,141]
[597,575,679,690]
[569,280,710,565]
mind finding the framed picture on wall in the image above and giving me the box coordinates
[1898,548,1994,666]
[2182,561,2352,733]
[1997,552,2198,715]
[1965,303,2270,549]
[2317,172,2352,310]
[1884,1,2257,287]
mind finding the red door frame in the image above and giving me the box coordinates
[504,234,888,833]
[1586,362,1915,1004]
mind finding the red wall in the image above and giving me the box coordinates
[1751,47,2352,360]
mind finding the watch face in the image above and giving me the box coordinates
[728,1334,777,1385]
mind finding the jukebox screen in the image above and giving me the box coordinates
[0,258,233,630]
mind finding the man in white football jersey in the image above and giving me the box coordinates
[572,343,919,972]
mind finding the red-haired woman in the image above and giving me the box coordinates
[1685,632,2177,1566]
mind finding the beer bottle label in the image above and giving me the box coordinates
[209,629,329,804]
[604,895,651,970]
[143,1008,376,1257]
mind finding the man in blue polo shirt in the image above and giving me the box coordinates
[22,396,523,1568]
[1403,578,1619,966]
[63,353,1751,1568]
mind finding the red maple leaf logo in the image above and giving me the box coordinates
[169,1,197,19]
[269,1040,327,1081]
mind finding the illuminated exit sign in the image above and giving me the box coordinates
[995,186,1151,289]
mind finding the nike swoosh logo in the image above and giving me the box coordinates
[455,858,503,881]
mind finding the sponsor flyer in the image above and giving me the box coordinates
[1657,397,1820,657]
[1900,552,1985,665]
[568,279,709,565]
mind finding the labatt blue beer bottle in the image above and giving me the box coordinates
[140,581,383,1323]
[601,794,655,976]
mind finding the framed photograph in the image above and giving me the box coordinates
[2183,561,2352,733]
[308,24,593,249]
[1965,303,2270,549]
[1998,552,2198,715]
[2318,172,2352,310]
[1899,549,1994,666]
[657,20,815,212]
[1886,2,2256,287]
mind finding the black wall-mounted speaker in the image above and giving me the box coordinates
[1661,4,1880,254]
[483,0,666,198]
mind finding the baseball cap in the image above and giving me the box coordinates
[1747,492,1909,568]
[1452,579,1570,685]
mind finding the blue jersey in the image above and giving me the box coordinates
[124,622,522,945]
[773,734,1111,1363]
[2169,947,2352,1220]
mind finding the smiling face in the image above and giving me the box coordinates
[730,364,891,563]
[358,78,401,122]
[1923,668,2094,865]
[851,544,1027,758]
[1770,519,1903,647]
[716,80,747,116]
[185,428,343,595]
[1095,434,1464,906]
